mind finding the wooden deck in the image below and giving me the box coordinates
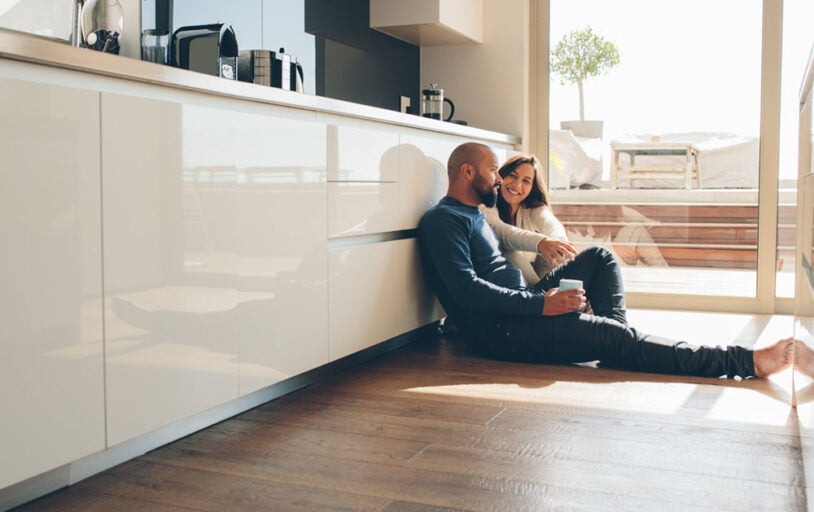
[11,310,803,512]
[552,203,797,269]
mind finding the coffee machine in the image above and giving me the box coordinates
[171,23,239,80]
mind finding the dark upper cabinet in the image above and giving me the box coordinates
[142,0,418,113]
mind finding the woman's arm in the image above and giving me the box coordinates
[480,205,545,252]
[522,206,568,240]
[520,206,578,267]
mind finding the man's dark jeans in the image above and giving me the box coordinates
[466,247,755,379]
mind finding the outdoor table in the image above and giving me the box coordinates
[610,141,701,189]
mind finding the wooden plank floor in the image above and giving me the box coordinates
[13,311,806,512]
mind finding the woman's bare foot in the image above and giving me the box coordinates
[753,337,794,378]
[794,339,814,378]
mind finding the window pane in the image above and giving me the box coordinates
[549,0,762,297]
[776,0,814,299]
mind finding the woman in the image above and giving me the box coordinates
[481,154,577,285]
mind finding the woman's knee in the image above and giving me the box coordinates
[578,245,614,263]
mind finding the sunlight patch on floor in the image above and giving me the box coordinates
[404,380,700,415]
[706,377,793,426]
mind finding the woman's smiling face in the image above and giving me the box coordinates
[500,162,536,209]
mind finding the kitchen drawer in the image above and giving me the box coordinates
[328,238,440,360]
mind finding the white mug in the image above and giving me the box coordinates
[559,278,583,291]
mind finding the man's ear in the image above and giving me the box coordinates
[461,163,475,181]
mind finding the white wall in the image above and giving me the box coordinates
[420,0,529,142]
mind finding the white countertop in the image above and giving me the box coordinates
[0,28,520,146]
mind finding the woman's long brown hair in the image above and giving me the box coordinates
[496,154,552,225]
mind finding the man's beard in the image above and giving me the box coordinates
[474,174,498,207]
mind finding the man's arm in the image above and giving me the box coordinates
[421,212,547,316]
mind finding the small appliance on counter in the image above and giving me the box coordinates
[421,83,455,122]
[171,23,239,80]
[238,50,272,86]
[238,47,304,92]
[71,0,125,54]
[271,48,304,92]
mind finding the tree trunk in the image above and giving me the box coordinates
[577,79,585,121]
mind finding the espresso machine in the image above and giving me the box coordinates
[171,23,239,80]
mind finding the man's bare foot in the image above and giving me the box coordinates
[753,337,794,378]
[794,339,814,378]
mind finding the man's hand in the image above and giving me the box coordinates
[542,287,586,316]
[536,238,579,268]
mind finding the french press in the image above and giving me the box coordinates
[421,83,455,121]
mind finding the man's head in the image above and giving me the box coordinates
[446,142,501,207]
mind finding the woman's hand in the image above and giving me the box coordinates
[536,238,579,267]
[542,288,586,316]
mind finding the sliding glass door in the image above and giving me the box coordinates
[547,0,770,305]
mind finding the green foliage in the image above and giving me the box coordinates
[550,26,620,120]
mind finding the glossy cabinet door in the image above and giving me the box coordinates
[102,93,240,446]
[397,132,453,230]
[325,119,403,237]
[234,107,329,395]
[398,131,510,229]
[328,238,441,360]
[794,53,814,500]
[0,75,105,488]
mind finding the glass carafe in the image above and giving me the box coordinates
[421,83,455,121]
[421,83,444,120]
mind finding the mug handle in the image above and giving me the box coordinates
[444,98,455,122]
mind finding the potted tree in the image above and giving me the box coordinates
[551,26,620,139]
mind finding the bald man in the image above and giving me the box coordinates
[418,142,792,379]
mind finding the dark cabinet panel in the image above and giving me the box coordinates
[141,0,418,113]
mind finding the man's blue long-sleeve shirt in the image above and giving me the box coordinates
[418,196,547,324]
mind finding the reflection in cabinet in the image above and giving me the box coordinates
[234,109,329,395]
[102,92,332,442]
[328,239,440,360]
[328,181,401,237]
[327,129,451,237]
[396,138,449,230]
[0,77,105,488]
[327,123,400,182]
[102,93,241,446]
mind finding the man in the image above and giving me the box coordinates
[418,142,792,379]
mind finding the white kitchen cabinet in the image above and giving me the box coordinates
[398,131,509,231]
[102,93,241,446]
[328,238,440,360]
[102,91,331,443]
[325,119,404,237]
[326,122,400,183]
[396,134,451,231]
[0,76,105,488]
[234,108,329,395]
[328,181,403,237]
